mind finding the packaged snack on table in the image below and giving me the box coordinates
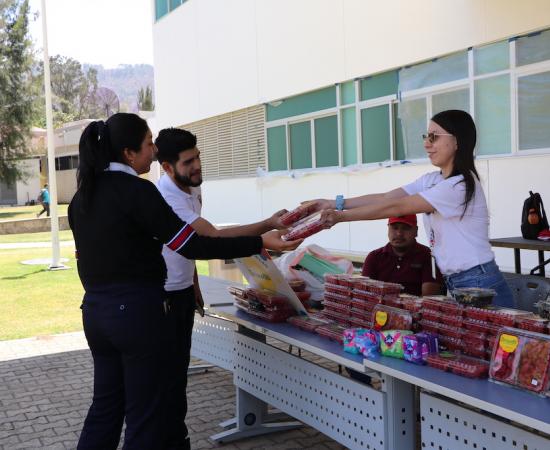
[316,323,347,344]
[450,355,490,378]
[419,319,440,334]
[489,328,523,385]
[245,288,290,307]
[451,287,496,308]
[372,304,413,331]
[515,315,548,333]
[343,328,369,354]
[421,309,440,322]
[380,330,413,359]
[282,212,324,241]
[403,333,434,364]
[324,292,353,305]
[280,203,315,226]
[287,315,331,332]
[288,279,306,292]
[325,283,352,297]
[463,318,501,335]
[356,279,403,296]
[426,352,458,371]
[354,330,380,357]
[323,300,351,316]
[439,312,464,328]
[228,286,248,300]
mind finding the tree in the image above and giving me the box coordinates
[137,85,154,111]
[0,0,34,184]
[32,55,99,128]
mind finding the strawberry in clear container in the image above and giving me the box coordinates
[280,203,315,226]
[282,212,325,241]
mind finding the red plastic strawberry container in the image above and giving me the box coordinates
[438,323,464,339]
[228,286,248,300]
[463,330,488,345]
[325,283,353,297]
[464,307,491,321]
[287,315,331,332]
[324,274,342,285]
[324,292,352,307]
[422,309,441,322]
[356,279,403,295]
[463,318,501,335]
[322,309,352,327]
[401,295,423,313]
[339,275,370,288]
[438,335,463,352]
[439,312,464,328]
[350,308,371,321]
[245,288,290,307]
[486,308,532,327]
[316,323,347,344]
[419,319,440,334]
[280,203,315,226]
[235,303,294,323]
[323,300,352,316]
[282,212,324,241]
[384,297,403,309]
[426,353,457,372]
[515,316,548,333]
[352,289,383,303]
[348,317,373,329]
[350,298,376,311]
[450,355,490,378]
[461,340,488,359]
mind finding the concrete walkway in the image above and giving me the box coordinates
[0,332,345,449]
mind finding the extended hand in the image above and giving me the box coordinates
[268,209,289,230]
[320,209,342,229]
[300,198,332,214]
[261,229,303,251]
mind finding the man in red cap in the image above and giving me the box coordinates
[362,215,443,296]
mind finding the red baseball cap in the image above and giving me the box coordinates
[388,215,417,227]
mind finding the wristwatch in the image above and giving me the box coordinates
[335,195,345,211]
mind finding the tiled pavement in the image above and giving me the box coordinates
[0,332,346,449]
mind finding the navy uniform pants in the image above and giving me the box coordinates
[77,283,174,450]
[165,286,196,450]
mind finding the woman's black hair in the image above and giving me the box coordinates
[431,109,478,217]
[77,113,149,210]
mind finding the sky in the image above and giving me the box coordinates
[28,0,154,68]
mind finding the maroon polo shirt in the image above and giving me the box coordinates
[361,242,442,296]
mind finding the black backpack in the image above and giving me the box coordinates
[521,191,549,240]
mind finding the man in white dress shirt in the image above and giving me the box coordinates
[155,128,285,449]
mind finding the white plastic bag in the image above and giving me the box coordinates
[273,244,354,301]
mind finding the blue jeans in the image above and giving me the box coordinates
[444,260,515,308]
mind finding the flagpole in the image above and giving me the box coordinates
[41,0,61,269]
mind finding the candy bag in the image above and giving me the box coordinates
[380,330,413,359]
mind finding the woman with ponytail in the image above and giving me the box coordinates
[306,109,514,308]
[69,113,301,450]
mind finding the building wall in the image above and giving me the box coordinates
[153,0,550,128]
[153,0,550,273]
[15,159,42,206]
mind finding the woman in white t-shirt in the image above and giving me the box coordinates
[311,109,514,307]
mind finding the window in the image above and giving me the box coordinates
[341,107,357,165]
[289,122,312,169]
[267,126,287,171]
[266,87,336,122]
[314,115,338,167]
[518,70,550,151]
[155,0,187,21]
[361,105,390,163]
[516,29,550,67]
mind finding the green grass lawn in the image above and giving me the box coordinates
[0,229,74,244]
[0,241,211,341]
[0,204,69,222]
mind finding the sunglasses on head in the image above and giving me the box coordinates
[422,132,454,143]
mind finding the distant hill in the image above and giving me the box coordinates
[83,64,155,113]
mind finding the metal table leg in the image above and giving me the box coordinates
[380,373,415,450]
[514,248,521,274]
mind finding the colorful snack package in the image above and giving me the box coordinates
[343,328,368,354]
[354,330,380,358]
[403,332,438,364]
[380,330,413,359]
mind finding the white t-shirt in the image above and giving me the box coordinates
[157,174,202,291]
[402,171,494,275]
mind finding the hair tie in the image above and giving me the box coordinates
[96,120,106,142]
